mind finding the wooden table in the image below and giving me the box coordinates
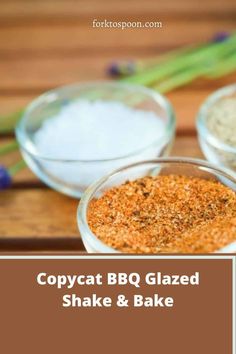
[0,0,236,252]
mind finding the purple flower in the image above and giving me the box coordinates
[0,165,12,190]
[212,32,230,43]
[107,61,137,77]
[107,62,121,77]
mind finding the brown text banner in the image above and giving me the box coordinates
[0,256,234,354]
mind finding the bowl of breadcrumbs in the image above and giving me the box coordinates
[77,158,236,253]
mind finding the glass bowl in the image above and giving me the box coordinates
[15,81,175,198]
[77,157,236,253]
[197,84,236,176]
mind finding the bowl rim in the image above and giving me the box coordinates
[77,156,236,253]
[196,83,236,154]
[15,81,176,163]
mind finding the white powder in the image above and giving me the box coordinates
[33,100,167,193]
[35,100,165,159]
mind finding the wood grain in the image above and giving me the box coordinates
[0,0,235,20]
[0,61,235,94]
[0,21,235,54]
[0,189,79,238]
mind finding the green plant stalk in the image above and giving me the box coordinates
[128,42,205,73]
[122,34,236,86]
[206,52,236,78]
[0,140,18,156]
[0,109,24,134]
[155,62,214,93]
[8,159,26,177]
[155,68,203,93]
[155,53,236,93]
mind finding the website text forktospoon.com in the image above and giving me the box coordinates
[92,19,163,30]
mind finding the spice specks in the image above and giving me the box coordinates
[207,97,236,148]
[87,175,236,253]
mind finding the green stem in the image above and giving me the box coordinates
[155,68,202,93]
[8,159,26,177]
[206,52,236,78]
[122,34,236,86]
[134,42,205,73]
[0,110,24,134]
[0,140,18,156]
[155,52,236,93]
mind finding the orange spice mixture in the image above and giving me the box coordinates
[87,175,236,253]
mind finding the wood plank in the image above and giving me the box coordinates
[168,89,212,133]
[0,238,85,251]
[0,21,235,55]
[0,57,109,92]
[0,0,235,21]
[0,54,236,93]
[172,135,203,158]
[0,189,79,238]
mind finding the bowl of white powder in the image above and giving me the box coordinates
[16,81,175,197]
[197,83,236,176]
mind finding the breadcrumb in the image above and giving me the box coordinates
[87,175,236,253]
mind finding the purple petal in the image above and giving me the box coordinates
[107,60,137,77]
[212,32,230,43]
[107,62,121,77]
[0,165,12,190]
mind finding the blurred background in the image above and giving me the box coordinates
[0,0,236,249]
[0,0,235,130]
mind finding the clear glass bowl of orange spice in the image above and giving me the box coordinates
[77,158,236,254]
